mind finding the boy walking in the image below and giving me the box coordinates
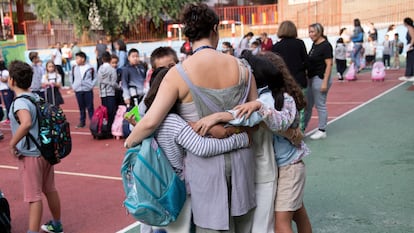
[71,51,95,128]
[8,60,63,233]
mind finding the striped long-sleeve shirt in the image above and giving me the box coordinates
[155,113,249,178]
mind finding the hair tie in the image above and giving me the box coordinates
[191,11,198,22]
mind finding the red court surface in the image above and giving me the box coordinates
[0,68,408,233]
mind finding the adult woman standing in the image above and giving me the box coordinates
[303,23,333,140]
[125,3,258,232]
[350,18,364,72]
[272,21,308,90]
[399,17,414,82]
[236,31,254,57]
[272,20,308,131]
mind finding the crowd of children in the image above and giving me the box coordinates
[335,20,405,81]
[2,7,413,233]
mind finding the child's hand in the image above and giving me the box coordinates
[233,101,261,119]
[125,114,137,126]
[208,125,228,139]
[193,113,231,136]
[9,146,22,158]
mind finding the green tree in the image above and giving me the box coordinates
[28,0,199,38]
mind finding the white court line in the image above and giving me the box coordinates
[0,165,122,181]
[116,222,142,233]
[305,81,407,136]
[0,127,93,136]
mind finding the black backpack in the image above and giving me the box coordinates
[13,95,72,165]
[0,191,11,233]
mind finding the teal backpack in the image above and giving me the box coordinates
[121,136,186,226]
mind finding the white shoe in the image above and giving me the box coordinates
[398,76,408,81]
[310,130,327,140]
[407,76,414,82]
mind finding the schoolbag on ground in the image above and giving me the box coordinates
[13,95,72,165]
[112,105,127,139]
[371,61,386,81]
[345,63,357,81]
[90,105,111,139]
[121,136,186,226]
[0,190,11,233]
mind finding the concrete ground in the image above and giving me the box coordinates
[304,81,414,233]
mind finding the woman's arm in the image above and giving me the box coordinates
[321,57,333,92]
[125,71,179,148]
[408,27,414,50]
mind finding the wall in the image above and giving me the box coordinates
[0,35,27,65]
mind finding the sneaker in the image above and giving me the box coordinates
[399,76,414,82]
[0,131,3,140]
[41,221,64,233]
[337,72,341,79]
[75,123,85,128]
[310,130,327,140]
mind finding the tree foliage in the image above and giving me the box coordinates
[28,0,200,37]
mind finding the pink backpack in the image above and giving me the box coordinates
[112,105,127,139]
[345,63,357,81]
[371,61,386,81]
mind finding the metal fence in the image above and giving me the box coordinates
[24,4,279,50]
[215,4,278,24]
[24,20,77,49]
[24,1,414,50]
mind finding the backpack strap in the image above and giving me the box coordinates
[11,95,41,151]
[71,65,76,83]
[83,67,94,80]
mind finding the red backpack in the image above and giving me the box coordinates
[89,105,111,139]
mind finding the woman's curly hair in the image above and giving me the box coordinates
[181,3,219,42]
[258,51,306,111]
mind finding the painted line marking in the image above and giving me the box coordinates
[0,127,93,135]
[0,165,122,181]
[116,222,141,233]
